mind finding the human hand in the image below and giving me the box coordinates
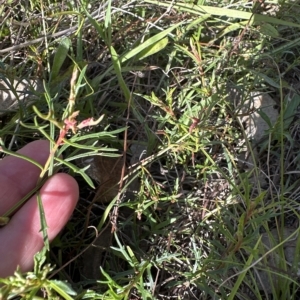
[0,140,79,277]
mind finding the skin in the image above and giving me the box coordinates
[0,140,79,277]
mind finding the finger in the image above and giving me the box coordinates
[0,173,79,277]
[0,140,50,215]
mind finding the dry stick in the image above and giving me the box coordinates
[49,222,111,279]
[80,155,124,241]
[0,5,109,54]
[110,102,131,233]
[81,193,99,241]
[110,71,141,232]
[109,149,128,233]
[0,1,169,55]
[0,26,78,54]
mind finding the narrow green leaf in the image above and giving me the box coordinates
[283,94,300,129]
[84,8,105,41]
[135,37,169,61]
[237,213,245,235]
[186,14,211,31]
[96,194,116,232]
[110,46,131,101]
[0,145,43,170]
[37,191,49,251]
[255,72,281,89]
[70,127,126,142]
[104,0,111,29]
[51,37,71,79]
[120,23,181,64]
[104,0,112,47]
[76,12,83,61]
[54,157,95,188]
[258,37,300,60]
[75,65,88,95]
[145,1,300,28]
[227,239,259,300]
[58,141,111,151]
[126,246,139,267]
[258,22,279,37]
[91,22,182,87]
[2,178,47,218]
[49,280,77,296]
[48,280,75,300]
[215,21,247,40]
[257,108,273,128]
[254,191,267,205]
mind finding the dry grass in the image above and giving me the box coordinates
[1,0,300,299]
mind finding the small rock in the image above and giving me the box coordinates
[0,78,43,115]
[239,92,278,143]
[228,87,278,188]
